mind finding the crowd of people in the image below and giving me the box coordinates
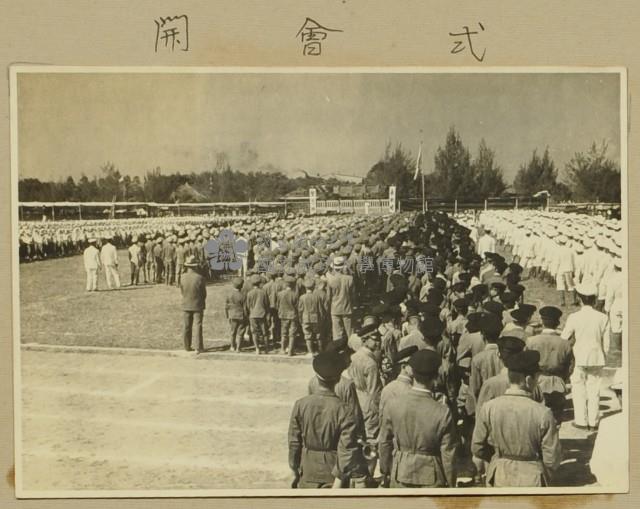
[19,206,625,489]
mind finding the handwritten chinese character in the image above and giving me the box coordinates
[296,17,342,56]
[357,255,375,274]
[449,22,486,62]
[155,15,189,52]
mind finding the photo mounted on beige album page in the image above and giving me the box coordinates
[10,65,629,498]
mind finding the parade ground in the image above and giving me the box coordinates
[17,251,621,491]
[20,248,580,351]
[20,347,618,491]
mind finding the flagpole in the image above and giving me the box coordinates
[420,140,425,213]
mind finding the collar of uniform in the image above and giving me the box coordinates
[485,343,499,351]
[314,386,338,397]
[504,388,532,398]
[410,386,434,396]
[397,373,412,385]
[542,328,559,334]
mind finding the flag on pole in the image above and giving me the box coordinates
[413,144,422,181]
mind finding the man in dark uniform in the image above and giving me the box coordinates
[526,306,575,424]
[379,346,418,417]
[476,335,544,413]
[180,255,206,353]
[289,351,367,489]
[246,274,270,354]
[225,277,246,352]
[472,350,561,487]
[379,349,459,488]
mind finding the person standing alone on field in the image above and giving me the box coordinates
[100,234,121,290]
[180,255,207,353]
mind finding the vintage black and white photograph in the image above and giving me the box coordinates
[11,67,628,496]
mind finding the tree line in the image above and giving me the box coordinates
[364,128,621,203]
[19,128,621,204]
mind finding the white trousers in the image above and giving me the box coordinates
[570,366,602,427]
[104,265,121,289]
[85,268,98,291]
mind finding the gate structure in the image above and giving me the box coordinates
[311,186,396,215]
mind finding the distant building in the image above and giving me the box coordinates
[327,173,364,184]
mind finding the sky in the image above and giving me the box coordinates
[17,71,622,184]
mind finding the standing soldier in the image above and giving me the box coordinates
[288,351,367,489]
[379,349,459,488]
[298,278,323,356]
[175,237,186,287]
[153,237,164,283]
[145,236,156,284]
[327,256,355,341]
[138,236,148,284]
[180,255,207,353]
[225,277,246,352]
[379,346,419,417]
[526,306,575,424]
[277,275,300,356]
[163,236,177,286]
[83,238,101,291]
[348,324,383,476]
[246,274,270,354]
[561,282,609,431]
[472,350,561,487]
[100,234,121,290]
[128,237,142,286]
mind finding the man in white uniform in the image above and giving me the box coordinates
[83,238,101,291]
[100,234,121,290]
[561,282,609,430]
[476,228,496,259]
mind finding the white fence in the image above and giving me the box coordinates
[315,199,391,215]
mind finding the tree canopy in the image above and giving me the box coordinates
[564,142,621,202]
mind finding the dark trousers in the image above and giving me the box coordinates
[155,258,164,283]
[130,262,140,285]
[250,317,268,345]
[183,310,204,351]
[229,318,244,349]
[165,260,175,285]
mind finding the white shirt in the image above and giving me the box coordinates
[561,305,609,366]
[477,234,496,257]
[100,242,118,267]
[83,245,100,270]
[128,244,141,265]
[589,411,628,490]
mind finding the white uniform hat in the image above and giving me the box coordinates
[575,282,597,297]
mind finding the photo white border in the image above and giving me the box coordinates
[10,65,629,498]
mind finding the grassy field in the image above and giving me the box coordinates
[20,250,232,350]
[19,246,577,351]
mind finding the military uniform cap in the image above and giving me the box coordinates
[422,318,445,339]
[479,313,503,334]
[312,351,345,381]
[231,277,244,288]
[483,301,504,316]
[408,349,441,377]
[575,282,597,297]
[497,335,526,354]
[303,278,315,289]
[357,322,380,340]
[539,306,562,322]
[251,274,262,285]
[500,291,517,305]
[284,275,296,284]
[504,350,540,375]
[510,304,537,323]
[490,281,506,293]
[453,297,468,309]
[392,345,419,365]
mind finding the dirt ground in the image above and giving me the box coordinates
[20,349,619,492]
